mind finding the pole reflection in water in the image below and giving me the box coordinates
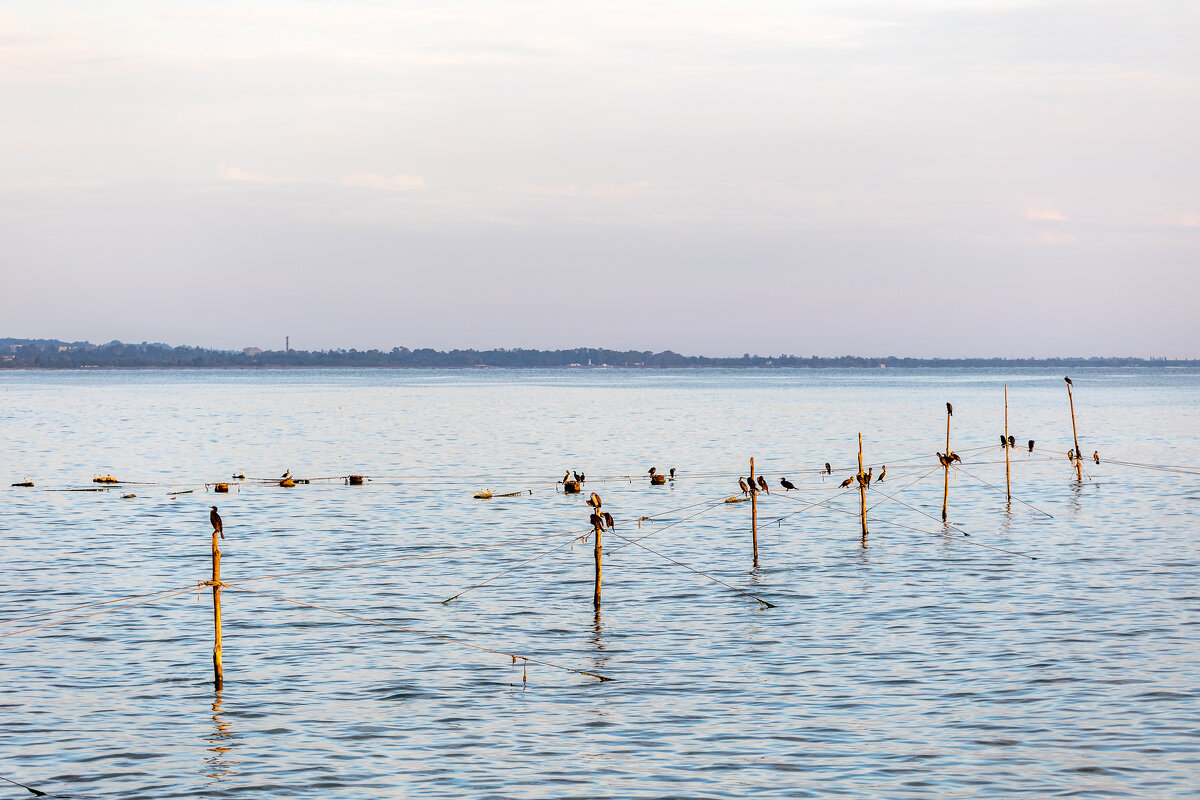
[589,609,609,675]
[203,691,239,785]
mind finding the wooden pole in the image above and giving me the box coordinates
[211,530,224,690]
[593,519,602,609]
[942,406,951,522]
[1066,378,1083,482]
[1004,385,1011,505]
[749,457,758,565]
[858,432,868,539]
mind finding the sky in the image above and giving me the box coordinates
[1,1,1197,358]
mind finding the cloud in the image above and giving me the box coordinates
[1037,231,1077,245]
[514,181,653,198]
[1026,205,1066,221]
[1170,211,1200,227]
[221,165,274,183]
[341,172,427,191]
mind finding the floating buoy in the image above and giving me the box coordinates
[232,472,246,480]
[214,483,230,493]
[563,480,581,494]
[93,474,119,484]
[474,490,494,499]
[347,474,365,485]
[725,496,750,504]
[121,493,136,499]
[280,478,296,488]
[11,479,33,487]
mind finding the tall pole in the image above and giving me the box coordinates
[1066,377,1083,482]
[749,457,758,566]
[593,525,602,609]
[942,405,951,522]
[211,530,224,690]
[1004,385,1012,504]
[858,432,868,539]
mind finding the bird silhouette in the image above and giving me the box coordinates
[757,475,769,493]
[577,472,586,483]
[949,452,961,464]
[937,452,947,467]
[780,477,797,491]
[839,477,853,488]
[587,492,602,509]
[1008,435,1016,449]
[864,466,873,486]
[738,477,750,495]
[1093,450,1100,464]
[1000,434,1007,447]
[1068,448,1075,461]
[1065,375,1073,386]
[589,512,605,532]
[947,402,953,416]
[280,468,290,479]
[562,470,571,484]
[210,506,224,540]
[825,462,832,475]
[602,511,615,530]
[648,467,657,476]
[1028,440,1035,453]
[877,465,886,483]
[669,467,676,479]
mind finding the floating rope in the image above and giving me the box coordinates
[0,587,197,639]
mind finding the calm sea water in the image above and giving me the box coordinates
[2,368,1198,799]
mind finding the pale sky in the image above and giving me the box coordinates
[2,1,1197,357]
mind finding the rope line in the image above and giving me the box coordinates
[0,584,196,626]
[0,587,197,639]
[953,465,1056,518]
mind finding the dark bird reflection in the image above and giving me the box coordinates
[203,691,239,785]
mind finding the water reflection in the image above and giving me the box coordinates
[203,691,238,785]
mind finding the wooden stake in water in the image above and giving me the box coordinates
[942,403,952,522]
[211,529,224,690]
[1066,376,1083,482]
[858,432,868,539]
[1004,385,1012,505]
[749,457,758,566]
[593,516,603,609]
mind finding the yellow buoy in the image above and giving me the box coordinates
[348,474,365,485]
[563,480,581,494]
[280,478,296,487]
[473,490,494,499]
[214,483,230,493]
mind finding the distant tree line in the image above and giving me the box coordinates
[0,338,1193,369]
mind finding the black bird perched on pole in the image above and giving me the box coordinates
[757,475,769,494]
[947,402,953,416]
[1028,440,1035,453]
[1064,375,1073,386]
[839,476,853,488]
[780,477,796,491]
[602,511,614,530]
[738,477,750,495]
[1008,435,1016,449]
[1000,434,1007,447]
[877,465,886,483]
[210,506,224,539]
[587,492,602,509]
[864,466,873,486]
[949,452,961,464]
[589,512,606,532]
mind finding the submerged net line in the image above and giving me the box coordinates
[225,584,611,682]
[0,586,197,639]
[0,584,197,627]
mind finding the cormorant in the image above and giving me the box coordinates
[947,402,953,416]
[280,468,290,479]
[648,467,657,476]
[578,472,586,483]
[738,477,750,495]
[757,475,769,493]
[1000,434,1007,447]
[839,477,854,488]
[562,470,571,484]
[1028,440,1035,453]
[590,512,605,532]
[825,462,832,475]
[937,452,948,467]
[669,467,676,479]
[1068,449,1075,460]
[1064,375,1073,386]
[877,465,886,483]
[864,466,873,486]
[210,506,224,539]
[949,452,961,464]
[1093,450,1100,464]
[1008,435,1016,449]
[602,511,615,530]
[780,477,797,491]
[587,492,602,509]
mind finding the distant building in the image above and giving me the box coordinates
[243,347,262,357]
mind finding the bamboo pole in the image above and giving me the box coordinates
[1004,385,1011,505]
[211,530,224,690]
[942,405,951,522]
[1066,377,1083,482]
[858,432,868,539]
[593,518,602,609]
[749,457,758,565]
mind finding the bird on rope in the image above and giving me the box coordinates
[669,467,676,479]
[602,512,615,530]
[1093,451,1100,464]
[780,477,797,491]
[949,452,961,464]
[947,402,953,416]
[1068,448,1075,461]
[738,477,751,495]
[587,492,602,509]
[877,465,886,483]
[864,466,873,486]
[210,506,224,539]
[1000,434,1008,447]
[1028,440,1036,453]
[577,472,586,483]
[824,462,832,476]
[839,476,854,489]
[756,475,769,494]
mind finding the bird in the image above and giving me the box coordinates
[937,452,948,467]
[1068,448,1075,461]
[864,466,873,486]
[589,512,605,532]
[825,462,832,475]
[1008,435,1016,449]
[757,475,769,493]
[209,506,224,539]
[648,467,657,476]
[949,452,961,464]
[738,477,750,495]
[1000,434,1007,447]
[780,477,797,491]
[877,465,886,483]
[587,492,602,509]
[947,402,953,416]
[577,472,586,483]
[280,468,290,479]
[1028,440,1035,453]
[602,511,615,530]
[562,470,571,484]
[1093,450,1100,464]
[1065,375,1073,386]
[669,467,676,479]
[838,477,854,488]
